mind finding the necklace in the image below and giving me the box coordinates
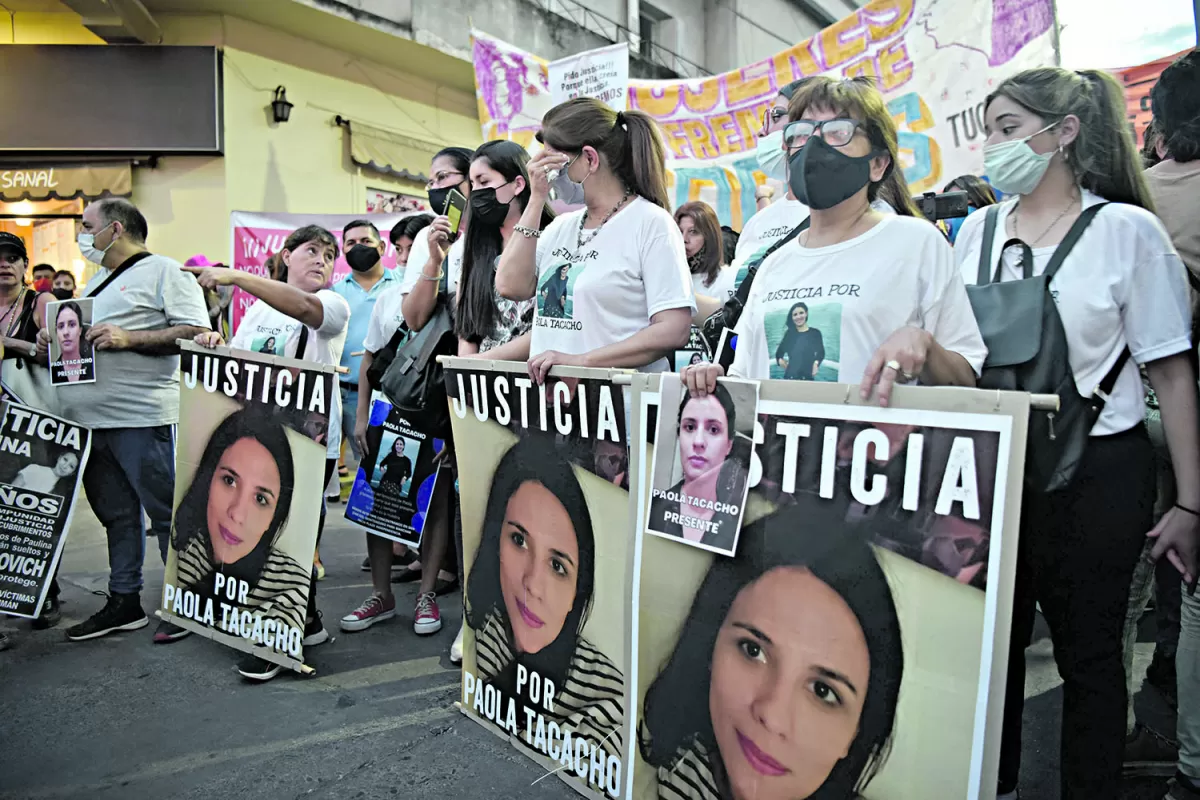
[0,287,26,337]
[577,190,632,250]
[1014,195,1078,246]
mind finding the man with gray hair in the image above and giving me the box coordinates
[36,197,210,644]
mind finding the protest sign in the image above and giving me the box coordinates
[471,0,1056,231]
[159,342,335,673]
[0,402,90,619]
[344,398,444,548]
[229,211,412,331]
[672,327,711,373]
[446,358,633,800]
[647,375,758,557]
[47,298,96,386]
[627,377,1029,799]
[550,43,630,111]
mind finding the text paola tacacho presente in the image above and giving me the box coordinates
[464,667,622,799]
[162,576,303,658]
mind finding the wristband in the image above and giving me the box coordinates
[514,225,541,239]
[1175,502,1200,518]
[418,268,445,282]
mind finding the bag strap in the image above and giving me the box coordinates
[1093,346,1131,408]
[86,251,153,299]
[976,205,1001,285]
[1043,202,1109,281]
[295,324,310,361]
[732,217,810,309]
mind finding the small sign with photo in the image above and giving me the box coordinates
[46,298,97,386]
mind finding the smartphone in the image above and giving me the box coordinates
[443,188,467,239]
[914,190,970,222]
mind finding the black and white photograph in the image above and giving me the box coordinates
[646,374,759,557]
[46,297,97,386]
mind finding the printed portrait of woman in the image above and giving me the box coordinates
[51,301,93,383]
[539,264,570,319]
[649,383,749,554]
[639,499,904,800]
[258,336,277,355]
[775,302,825,381]
[465,435,626,757]
[12,446,79,496]
[171,406,311,639]
[375,437,413,496]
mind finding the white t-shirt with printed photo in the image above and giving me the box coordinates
[734,197,809,274]
[731,214,986,385]
[232,289,351,458]
[954,190,1192,436]
[531,197,696,372]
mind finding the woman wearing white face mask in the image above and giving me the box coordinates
[953,67,1200,800]
[494,97,695,385]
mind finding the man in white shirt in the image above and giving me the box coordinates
[37,199,210,645]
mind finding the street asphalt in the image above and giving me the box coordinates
[0,495,1182,799]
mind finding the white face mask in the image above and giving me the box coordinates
[983,122,1059,196]
[77,223,115,265]
[755,129,787,182]
[550,155,587,206]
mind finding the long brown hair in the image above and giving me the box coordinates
[537,98,670,209]
[787,76,920,217]
[673,201,723,287]
[986,68,1155,211]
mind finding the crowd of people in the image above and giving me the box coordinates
[2,50,1200,799]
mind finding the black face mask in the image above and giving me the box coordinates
[346,244,381,273]
[427,186,452,216]
[787,136,877,210]
[469,184,512,228]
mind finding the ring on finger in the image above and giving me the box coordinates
[885,359,902,373]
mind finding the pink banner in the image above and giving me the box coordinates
[229,211,413,332]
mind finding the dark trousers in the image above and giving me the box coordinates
[307,458,338,622]
[999,425,1155,798]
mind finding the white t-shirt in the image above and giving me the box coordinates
[732,214,987,384]
[734,197,809,273]
[692,266,737,303]
[531,197,696,372]
[955,191,1192,436]
[400,234,464,297]
[363,284,407,354]
[13,464,58,494]
[232,290,351,458]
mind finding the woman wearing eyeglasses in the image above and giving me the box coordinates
[683,76,985,409]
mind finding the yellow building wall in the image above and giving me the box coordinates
[2,9,483,265]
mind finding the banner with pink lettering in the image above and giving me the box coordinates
[471,0,1056,231]
[229,211,414,332]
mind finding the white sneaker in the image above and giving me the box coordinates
[450,623,464,664]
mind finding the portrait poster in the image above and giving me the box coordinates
[627,377,1030,800]
[673,326,711,374]
[344,398,444,548]
[0,401,91,619]
[46,297,97,386]
[446,358,634,800]
[647,375,759,557]
[159,342,335,673]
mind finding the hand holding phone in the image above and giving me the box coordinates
[443,189,467,239]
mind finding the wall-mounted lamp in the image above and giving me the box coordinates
[271,86,294,124]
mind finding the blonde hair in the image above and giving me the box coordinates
[787,76,920,217]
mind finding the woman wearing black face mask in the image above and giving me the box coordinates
[682,76,986,409]
[457,140,555,359]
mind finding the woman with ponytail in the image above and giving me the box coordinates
[952,67,1200,800]
[495,97,695,384]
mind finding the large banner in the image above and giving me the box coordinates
[447,359,634,800]
[229,211,414,331]
[471,0,1056,229]
[628,377,1030,799]
[0,401,90,619]
[159,343,335,673]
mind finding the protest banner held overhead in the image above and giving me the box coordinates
[344,398,444,548]
[550,43,630,111]
[471,0,1056,230]
[159,342,335,673]
[627,377,1031,799]
[446,358,634,800]
[229,211,413,331]
[0,401,90,619]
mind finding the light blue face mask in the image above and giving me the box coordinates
[755,130,787,182]
[550,155,587,206]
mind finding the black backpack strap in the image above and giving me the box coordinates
[86,251,153,298]
[1043,202,1109,282]
[295,324,310,361]
[976,205,1001,285]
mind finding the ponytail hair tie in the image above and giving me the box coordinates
[615,110,626,129]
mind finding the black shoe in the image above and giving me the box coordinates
[1147,650,1178,707]
[31,595,62,630]
[65,592,147,641]
[153,620,192,644]
[1122,723,1178,777]
[237,653,283,682]
[304,612,331,647]
[360,556,371,572]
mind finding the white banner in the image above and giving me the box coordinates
[550,43,630,111]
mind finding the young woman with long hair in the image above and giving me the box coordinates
[952,67,1200,800]
[676,201,735,316]
[494,97,694,385]
[683,76,984,409]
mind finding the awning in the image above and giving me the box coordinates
[344,120,440,183]
[0,163,133,202]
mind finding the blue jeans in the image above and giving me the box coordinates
[341,386,361,462]
[82,426,175,595]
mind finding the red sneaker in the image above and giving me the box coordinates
[340,593,396,632]
[413,592,442,635]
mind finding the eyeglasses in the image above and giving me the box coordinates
[783,118,865,149]
[762,106,788,130]
[425,170,464,190]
